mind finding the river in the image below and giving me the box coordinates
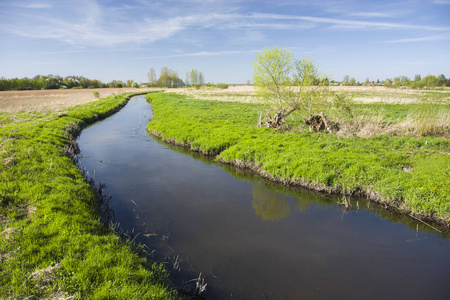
[77,95,450,299]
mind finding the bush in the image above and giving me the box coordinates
[216,83,229,89]
[194,84,201,90]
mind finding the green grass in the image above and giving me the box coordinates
[0,92,177,299]
[147,92,450,226]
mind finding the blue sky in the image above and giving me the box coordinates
[1,0,449,84]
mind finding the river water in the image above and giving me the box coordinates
[77,95,450,299]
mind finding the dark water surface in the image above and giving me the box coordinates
[77,96,450,300]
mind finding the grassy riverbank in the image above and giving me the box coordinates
[0,92,177,299]
[147,92,450,227]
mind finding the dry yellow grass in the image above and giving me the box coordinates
[0,88,159,113]
[1,86,440,114]
[171,85,441,104]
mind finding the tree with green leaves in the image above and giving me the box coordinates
[147,67,157,87]
[185,71,190,86]
[190,69,199,86]
[253,46,351,132]
[342,75,350,85]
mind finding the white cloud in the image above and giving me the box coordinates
[385,34,450,43]
[434,0,450,4]
[13,2,52,9]
[347,12,393,18]
[2,1,449,48]
[135,49,259,60]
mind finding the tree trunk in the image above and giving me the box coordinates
[320,112,333,134]
[304,112,335,133]
[265,110,284,129]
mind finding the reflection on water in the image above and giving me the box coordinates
[77,96,450,300]
[252,182,292,221]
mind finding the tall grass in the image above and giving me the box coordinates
[411,96,449,137]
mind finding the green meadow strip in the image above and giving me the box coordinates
[0,92,177,299]
[147,92,450,227]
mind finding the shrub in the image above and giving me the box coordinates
[216,83,229,89]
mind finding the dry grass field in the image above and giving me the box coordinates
[0,88,159,113]
[172,85,449,104]
[1,86,447,114]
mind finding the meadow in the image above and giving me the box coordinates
[0,91,177,299]
[146,88,450,228]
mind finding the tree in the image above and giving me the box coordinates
[126,79,134,87]
[185,71,190,86]
[148,68,157,87]
[421,75,438,88]
[437,74,446,86]
[199,72,204,85]
[158,67,170,87]
[364,78,370,85]
[253,46,348,131]
[400,76,410,86]
[342,75,350,85]
[190,69,199,86]
[349,77,356,86]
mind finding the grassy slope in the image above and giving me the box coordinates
[0,93,177,299]
[147,92,450,226]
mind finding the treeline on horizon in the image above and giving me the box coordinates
[1,71,449,91]
[340,74,450,88]
[0,74,141,91]
[0,66,209,91]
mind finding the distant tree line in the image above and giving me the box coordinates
[0,75,140,91]
[339,74,450,88]
[147,67,205,88]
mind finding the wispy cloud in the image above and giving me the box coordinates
[1,0,449,48]
[5,2,53,9]
[347,12,393,18]
[135,49,259,60]
[251,13,450,31]
[385,34,450,43]
[434,0,450,4]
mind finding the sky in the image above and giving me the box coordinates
[1,0,449,84]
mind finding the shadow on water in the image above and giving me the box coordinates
[77,96,450,300]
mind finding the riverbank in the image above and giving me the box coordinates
[0,92,177,299]
[146,92,450,229]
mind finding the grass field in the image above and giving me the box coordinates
[146,90,450,228]
[0,91,177,299]
[0,88,162,113]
